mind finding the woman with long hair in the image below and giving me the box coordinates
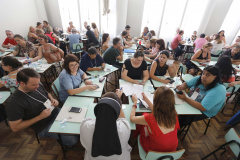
[215,55,236,82]
[211,34,223,56]
[144,39,165,63]
[218,30,226,46]
[130,86,179,153]
[101,33,110,54]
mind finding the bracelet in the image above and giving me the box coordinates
[132,104,137,108]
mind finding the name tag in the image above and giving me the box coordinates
[44,99,54,112]
[190,91,199,100]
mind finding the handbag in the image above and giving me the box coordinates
[49,48,62,62]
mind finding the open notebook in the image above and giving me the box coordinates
[56,107,88,123]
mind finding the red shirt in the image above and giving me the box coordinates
[2,38,17,45]
[171,34,182,50]
[140,113,180,153]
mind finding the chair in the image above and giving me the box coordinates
[72,43,83,59]
[177,63,194,82]
[51,77,60,99]
[221,83,237,113]
[137,136,185,160]
[211,50,223,61]
[201,128,240,160]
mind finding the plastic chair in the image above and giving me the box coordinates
[201,128,240,160]
[51,77,60,99]
[211,50,223,61]
[137,136,185,160]
[177,63,194,82]
[221,83,236,113]
[72,43,83,59]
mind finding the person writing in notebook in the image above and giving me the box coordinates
[149,50,176,84]
[130,86,180,153]
[80,47,105,72]
[59,54,97,103]
[121,51,149,85]
[5,68,78,146]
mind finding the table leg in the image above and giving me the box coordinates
[57,134,67,159]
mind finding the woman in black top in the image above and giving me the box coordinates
[191,43,212,62]
[121,51,149,85]
[150,50,176,84]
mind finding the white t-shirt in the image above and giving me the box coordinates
[117,34,125,46]
[211,40,223,55]
[80,118,132,160]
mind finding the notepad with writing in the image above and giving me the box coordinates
[56,107,88,123]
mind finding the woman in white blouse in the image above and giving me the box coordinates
[211,34,223,56]
[80,91,132,160]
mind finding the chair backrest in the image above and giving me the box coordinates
[73,43,83,52]
[223,83,236,96]
[137,136,185,160]
[214,50,222,56]
[225,128,240,157]
[177,63,187,77]
[51,77,60,98]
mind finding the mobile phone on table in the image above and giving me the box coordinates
[174,88,183,95]
[68,107,82,113]
[165,78,175,84]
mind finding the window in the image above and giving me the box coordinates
[220,0,240,45]
[180,0,209,40]
[159,0,187,43]
[79,0,100,32]
[58,0,80,32]
[141,0,165,37]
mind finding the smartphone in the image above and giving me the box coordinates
[174,88,183,95]
[69,107,82,113]
[165,78,175,84]
[94,84,99,89]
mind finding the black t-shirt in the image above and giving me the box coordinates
[124,58,147,79]
[86,30,99,45]
[153,59,169,76]
[222,49,240,60]
[5,83,58,133]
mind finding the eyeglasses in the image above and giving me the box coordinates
[69,63,79,68]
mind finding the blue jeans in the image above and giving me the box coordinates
[38,108,79,146]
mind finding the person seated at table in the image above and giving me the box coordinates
[5,68,79,146]
[137,27,151,41]
[0,56,23,89]
[218,30,226,46]
[45,27,59,45]
[118,30,133,49]
[176,66,226,128]
[86,25,99,49]
[2,30,17,48]
[35,29,53,45]
[59,54,97,103]
[150,50,176,84]
[171,30,186,58]
[145,39,165,63]
[43,20,53,32]
[125,25,132,41]
[80,47,105,72]
[224,36,240,49]
[211,34,223,57]
[193,33,207,52]
[12,34,37,58]
[221,45,240,65]
[191,31,197,42]
[91,22,99,39]
[130,86,180,153]
[215,56,236,82]
[28,26,38,44]
[80,91,131,160]
[82,21,88,34]
[191,43,212,63]
[66,28,81,53]
[103,37,123,69]
[101,33,110,54]
[36,22,45,33]
[67,21,76,34]
[121,51,149,85]
[31,35,64,64]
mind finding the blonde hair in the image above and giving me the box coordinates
[28,26,35,34]
[203,42,213,49]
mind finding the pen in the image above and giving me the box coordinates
[120,87,122,91]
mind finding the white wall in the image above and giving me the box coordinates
[0,0,42,44]
[116,0,128,36]
[34,0,48,22]
[43,0,62,28]
[204,0,233,36]
[126,0,145,37]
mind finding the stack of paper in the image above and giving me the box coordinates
[56,107,88,123]
[141,92,154,109]
[120,83,143,99]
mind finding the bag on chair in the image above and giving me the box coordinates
[49,48,63,62]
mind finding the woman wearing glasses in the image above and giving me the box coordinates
[59,54,97,103]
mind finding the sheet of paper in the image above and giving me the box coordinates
[173,92,186,105]
[133,84,143,99]
[56,107,88,123]
[122,105,126,110]
[120,83,134,96]
[140,92,154,108]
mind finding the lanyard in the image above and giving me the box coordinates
[90,58,97,68]
[20,89,48,104]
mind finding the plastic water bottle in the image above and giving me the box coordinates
[27,57,31,66]
[60,118,67,128]
[38,59,42,65]
[139,40,141,45]
[148,85,154,93]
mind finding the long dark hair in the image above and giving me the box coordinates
[215,56,235,82]
[2,56,23,70]
[195,66,221,91]
[156,39,165,51]
[218,30,225,37]
[102,33,109,45]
